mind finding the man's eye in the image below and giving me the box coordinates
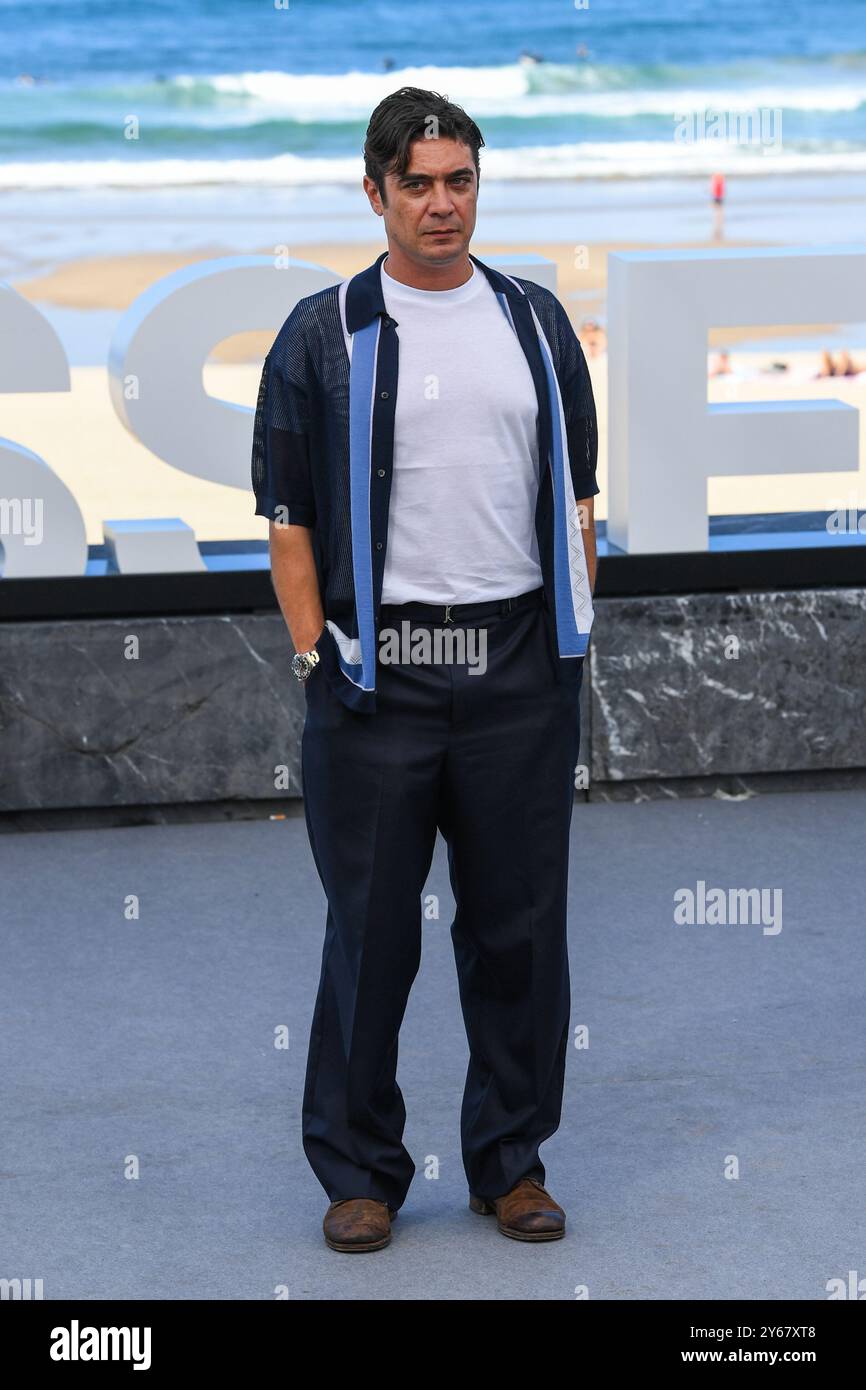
[402,178,471,190]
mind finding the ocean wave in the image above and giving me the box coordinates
[194,63,866,119]
[3,58,866,123]
[4,140,866,190]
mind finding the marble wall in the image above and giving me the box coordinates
[1,588,863,813]
[589,589,866,782]
[0,614,305,812]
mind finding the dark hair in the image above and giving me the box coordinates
[363,87,485,204]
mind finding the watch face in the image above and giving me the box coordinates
[293,647,319,680]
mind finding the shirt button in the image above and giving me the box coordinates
[377,468,385,477]
[375,541,383,550]
[380,390,389,399]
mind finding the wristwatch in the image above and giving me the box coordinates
[291,646,321,682]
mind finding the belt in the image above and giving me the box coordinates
[377,586,546,626]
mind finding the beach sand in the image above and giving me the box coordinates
[14,237,846,356]
[6,240,865,545]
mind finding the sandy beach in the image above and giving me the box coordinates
[6,239,865,545]
[13,236,848,351]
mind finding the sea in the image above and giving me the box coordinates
[1,0,866,270]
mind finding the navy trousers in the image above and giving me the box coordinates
[299,587,583,1210]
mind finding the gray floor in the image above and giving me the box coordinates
[1,789,864,1301]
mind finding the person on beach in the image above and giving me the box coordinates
[710,350,733,376]
[835,350,863,377]
[251,86,599,1252]
[815,350,863,378]
[710,170,726,240]
[816,350,836,378]
[580,315,607,358]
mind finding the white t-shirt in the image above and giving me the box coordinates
[378,257,543,605]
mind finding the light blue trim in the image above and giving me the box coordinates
[346,317,379,691]
[495,289,583,658]
[538,339,582,656]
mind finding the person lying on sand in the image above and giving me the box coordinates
[835,351,864,377]
[815,349,864,378]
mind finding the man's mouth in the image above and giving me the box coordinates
[425,229,457,237]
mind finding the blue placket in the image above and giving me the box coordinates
[346,309,399,696]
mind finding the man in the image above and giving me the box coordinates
[251,87,599,1252]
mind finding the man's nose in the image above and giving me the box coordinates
[427,183,455,214]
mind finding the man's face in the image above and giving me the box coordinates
[363,136,478,266]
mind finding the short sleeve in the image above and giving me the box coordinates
[554,298,600,501]
[251,343,316,527]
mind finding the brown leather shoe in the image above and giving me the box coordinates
[469,1176,565,1241]
[323,1198,397,1252]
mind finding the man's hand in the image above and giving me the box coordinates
[268,519,324,653]
[576,495,597,595]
